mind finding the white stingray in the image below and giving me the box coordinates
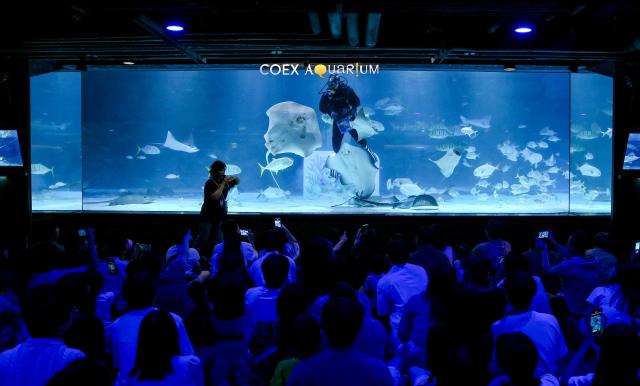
[264,101,322,157]
[162,131,199,153]
[430,149,462,178]
[350,107,385,141]
[325,143,378,198]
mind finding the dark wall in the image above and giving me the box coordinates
[0,59,30,253]
[612,62,640,250]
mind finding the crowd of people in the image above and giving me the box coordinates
[0,218,639,386]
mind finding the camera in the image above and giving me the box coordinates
[226,176,239,188]
[538,231,549,239]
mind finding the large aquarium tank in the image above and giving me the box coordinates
[30,66,613,214]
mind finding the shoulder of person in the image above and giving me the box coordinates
[539,373,560,386]
[179,354,201,367]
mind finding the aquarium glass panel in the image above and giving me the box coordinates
[569,73,613,213]
[30,72,82,211]
[31,68,613,214]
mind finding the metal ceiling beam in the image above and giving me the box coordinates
[134,14,206,64]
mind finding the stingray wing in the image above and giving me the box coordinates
[326,144,377,198]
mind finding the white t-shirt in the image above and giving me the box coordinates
[0,338,85,386]
[492,311,568,376]
[127,355,204,386]
[587,284,621,309]
[568,373,594,386]
[244,286,281,337]
[377,263,428,331]
[490,373,560,386]
[107,307,194,383]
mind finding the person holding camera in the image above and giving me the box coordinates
[194,160,239,255]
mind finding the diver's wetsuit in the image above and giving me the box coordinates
[319,84,365,153]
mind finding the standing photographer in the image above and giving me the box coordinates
[195,160,239,255]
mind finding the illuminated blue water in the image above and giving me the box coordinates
[30,68,613,214]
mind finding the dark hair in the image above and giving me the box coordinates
[593,324,640,386]
[262,229,288,253]
[466,255,497,287]
[262,253,289,289]
[122,271,156,309]
[503,253,531,275]
[56,271,96,315]
[221,233,242,256]
[211,160,226,174]
[321,297,363,349]
[495,332,539,386]
[62,313,105,359]
[276,283,308,325]
[22,285,71,338]
[568,230,591,257]
[276,283,309,354]
[387,237,411,266]
[504,272,537,309]
[427,322,485,386]
[187,280,206,306]
[290,314,321,359]
[47,358,113,386]
[207,258,253,320]
[593,232,613,251]
[100,229,127,258]
[369,252,391,275]
[486,219,508,240]
[30,242,61,273]
[329,281,359,303]
[220,220,239,237]
[416,224,447,250]
[298,237,335,299]
[130,310,180,381]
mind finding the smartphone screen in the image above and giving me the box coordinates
[78,229,86,237]
[108,260,117,275]
[274,218,281,228]
[538,231,548,239]
[590,310,604,335]
[635,241,640,253]
[240,229,249,236]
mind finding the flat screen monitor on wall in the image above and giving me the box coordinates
[0,130,23,168]
[623,133,640,170]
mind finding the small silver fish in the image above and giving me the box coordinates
[137,145,161,155]
[226,164,243,175]
[258,157,293,176]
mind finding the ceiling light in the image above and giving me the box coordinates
[166,24,184,32]
[122,61,135,65]
[514,26,532,34]
[504,63,516,72]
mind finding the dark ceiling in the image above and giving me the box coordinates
[1,1,639,66]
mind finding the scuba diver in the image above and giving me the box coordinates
[319,74,379,167]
